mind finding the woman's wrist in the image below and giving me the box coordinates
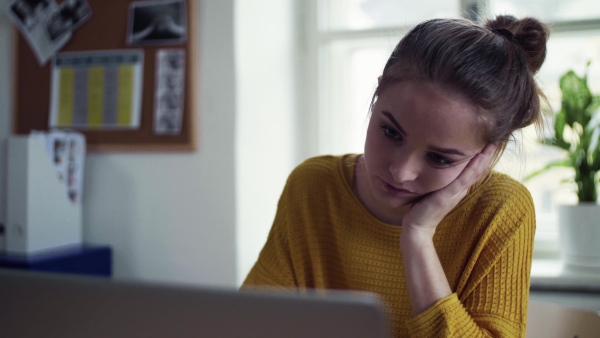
[400,225,436,250]
[400,226,452,315]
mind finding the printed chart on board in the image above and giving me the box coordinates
[50,50,144,130]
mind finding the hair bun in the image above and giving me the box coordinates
[485,15,550,74]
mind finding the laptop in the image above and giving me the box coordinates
[0,269,389,338]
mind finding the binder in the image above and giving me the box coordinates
[5,135,82,254]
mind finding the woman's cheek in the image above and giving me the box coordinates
[422,166,464,192]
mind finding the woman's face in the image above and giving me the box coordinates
[362,79,488,212]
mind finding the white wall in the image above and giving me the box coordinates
[0,0,238,287]
[235,0,300,285]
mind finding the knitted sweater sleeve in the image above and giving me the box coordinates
[405,183,536,337]
[242,164,302,290]
[241,207,297,289]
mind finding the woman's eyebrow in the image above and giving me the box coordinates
[381,110,468,156]
[381,111,407,136]
[428,146,467,156]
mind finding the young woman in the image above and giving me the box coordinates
[243,15,549,337]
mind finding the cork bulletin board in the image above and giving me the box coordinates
[12,0,197,152]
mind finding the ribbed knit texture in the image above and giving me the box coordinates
[243,155,535,337]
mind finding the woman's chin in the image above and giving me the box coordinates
[376,193,417,210]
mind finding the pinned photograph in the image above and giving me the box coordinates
[128,0,187,46]
[6,0,92,65]
[46,0,92,41]
[154,49,186,135]
[6,0,67,65]
[7,0,51,31]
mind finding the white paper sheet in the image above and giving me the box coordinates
[32,130,86,204]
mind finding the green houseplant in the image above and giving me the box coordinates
[529,64,600,272]
[528,65,600,201]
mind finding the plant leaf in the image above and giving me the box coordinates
[537,64,600,202]
[522,158,572,182]
[549,112,571,150]
[560,70,594,127]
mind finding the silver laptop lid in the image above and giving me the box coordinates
[0,269,389,338]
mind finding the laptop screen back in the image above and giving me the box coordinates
[0,270,389,338]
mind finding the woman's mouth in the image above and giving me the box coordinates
[379,178,416,197]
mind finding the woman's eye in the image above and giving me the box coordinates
[379,125,402,140]
[428,153,455,168]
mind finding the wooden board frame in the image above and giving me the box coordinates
[12,0,197,152]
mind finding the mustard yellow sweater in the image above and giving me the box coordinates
[243,155,535,337]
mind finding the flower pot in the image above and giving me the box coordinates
[558,204,600,271]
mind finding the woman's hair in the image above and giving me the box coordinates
[374,15,550,158]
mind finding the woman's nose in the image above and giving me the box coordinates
[389,155,419,183]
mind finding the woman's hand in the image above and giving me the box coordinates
[402,143,498,239]
[400,143,498,315]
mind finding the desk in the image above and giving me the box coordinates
[527,298,600,337]
[0,245,112,277]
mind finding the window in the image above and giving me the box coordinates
[489,1,600,268]
[306,0,600,273]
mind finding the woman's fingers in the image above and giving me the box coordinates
[442,143,497,198]
[402,143,498,232]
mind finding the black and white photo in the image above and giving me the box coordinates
[128,0,187,46]
[6,0,68,65]
[154,49,185,134]
[6,0,92,65]
[46,0,92,41]
[7,0,51,31]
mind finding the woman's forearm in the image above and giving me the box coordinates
[400,228,452,316]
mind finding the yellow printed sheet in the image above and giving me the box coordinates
[50,50,144,130]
